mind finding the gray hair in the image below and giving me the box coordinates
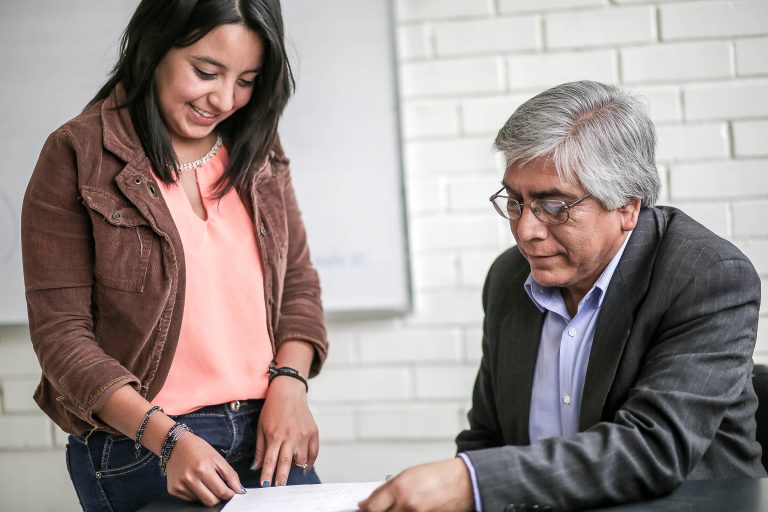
[494,81,660,209]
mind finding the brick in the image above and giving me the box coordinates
[461,94,530,135]
[411,290,484,325]
[460,251,499,287]
[464,327,485,363]
[414,365,478,399]
[684,80,768,121]
[407,176,446,214]
[359,328,463,363]
[397,24,432,61]
[656,123,729,161]
[762,281,768,314]
[500,0,606,13]
[660,1,768,41]
[657,164,670,203]
[358,404,463,440]
[401,57,504,98]
[0,333,40,377]
[733,200,768,237]
[670,160,768,200]
[396,0,492,22]
[631,86,682,123]
[734,120,768,157]
[665,201,731,239]
[402,101,459,138]
[434,17,540,57]
[310,367,412,402]
[311,405,356,441]
[0,450,80,511]
[412,254,459,290]
[446,174,502,212]
[507,50,616,90]
[404,138,498,175]
[323,328,358,366]
[736,37,768,76]
[621,42,731,83]
[757,317,768,357]
[2,377,39,413]
[0,416,52,448]
[546,6,655,49]
[411,215,499,251]
[54,425,69,447]
[736,239,768,276]
[315,442,456,483]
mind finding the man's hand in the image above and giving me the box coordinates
[358,458,475,512]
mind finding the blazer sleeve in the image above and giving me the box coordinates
[464,255,761,511]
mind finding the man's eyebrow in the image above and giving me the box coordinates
[500,182,577,199]
[192,55,260,74]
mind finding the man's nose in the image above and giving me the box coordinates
[514,205,547,241]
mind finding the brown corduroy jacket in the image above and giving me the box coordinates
[21,88,327,435]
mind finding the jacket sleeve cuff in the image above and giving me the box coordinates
[457,452,483,512]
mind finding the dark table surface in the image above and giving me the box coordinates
[139,478,768,511]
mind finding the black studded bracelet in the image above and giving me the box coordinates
[159,422,191,476]
[134,405,163,459]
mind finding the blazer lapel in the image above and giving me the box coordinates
[497,288,545,445]
[579,208,664,430]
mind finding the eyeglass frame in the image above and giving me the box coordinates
[489,187,592,225]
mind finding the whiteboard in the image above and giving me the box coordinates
[0,0,410,324]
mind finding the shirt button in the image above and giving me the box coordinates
[111,212,121,220]
[268,295,275,305]
[568,328,577,337]
[563,395,572,405]
[260,226,268,236]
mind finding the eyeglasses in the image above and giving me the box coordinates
[489,187,591,225]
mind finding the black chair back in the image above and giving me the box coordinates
[754,364,768,471]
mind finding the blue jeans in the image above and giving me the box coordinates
[66,400,320,511]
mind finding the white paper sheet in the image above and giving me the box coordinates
[222,482,383,512]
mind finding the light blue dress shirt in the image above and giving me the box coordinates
[459,232,632,511]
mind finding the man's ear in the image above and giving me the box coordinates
[619,198,641,231]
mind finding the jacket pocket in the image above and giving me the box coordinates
[80,187,154,292]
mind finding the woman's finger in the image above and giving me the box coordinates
[272,439,296,486]
[306,431,319,471]
[258,435,282,487]
[252,424,266,471]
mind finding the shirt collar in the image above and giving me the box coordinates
[524,229,634,315]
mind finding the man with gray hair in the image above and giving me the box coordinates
[360,81,765,511]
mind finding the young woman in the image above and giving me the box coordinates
[21,1,327,510]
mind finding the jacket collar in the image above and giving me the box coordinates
[100,85,150,170]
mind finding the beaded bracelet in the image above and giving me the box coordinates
[134,405,163,459]
[159,422,191,476]
[267,365,308,392]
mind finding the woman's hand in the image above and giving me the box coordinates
[253,375,319,486]
[165,431,244,506]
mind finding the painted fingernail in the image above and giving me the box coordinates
[262,480,270,488]
[249,460,259,471]
[240,485,247,494]
[278,480,286,486]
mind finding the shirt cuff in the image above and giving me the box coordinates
[457,452,483,512]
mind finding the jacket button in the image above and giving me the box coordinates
[112,212,121,220]
[134,177,142,185]
[260,226,268,236]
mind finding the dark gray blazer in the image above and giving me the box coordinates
[457,206,766,511]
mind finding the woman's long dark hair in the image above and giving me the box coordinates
[88,0,294,196]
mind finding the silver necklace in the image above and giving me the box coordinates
[178,136,223,172]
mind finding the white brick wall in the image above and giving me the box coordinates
[3,2,768,508]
